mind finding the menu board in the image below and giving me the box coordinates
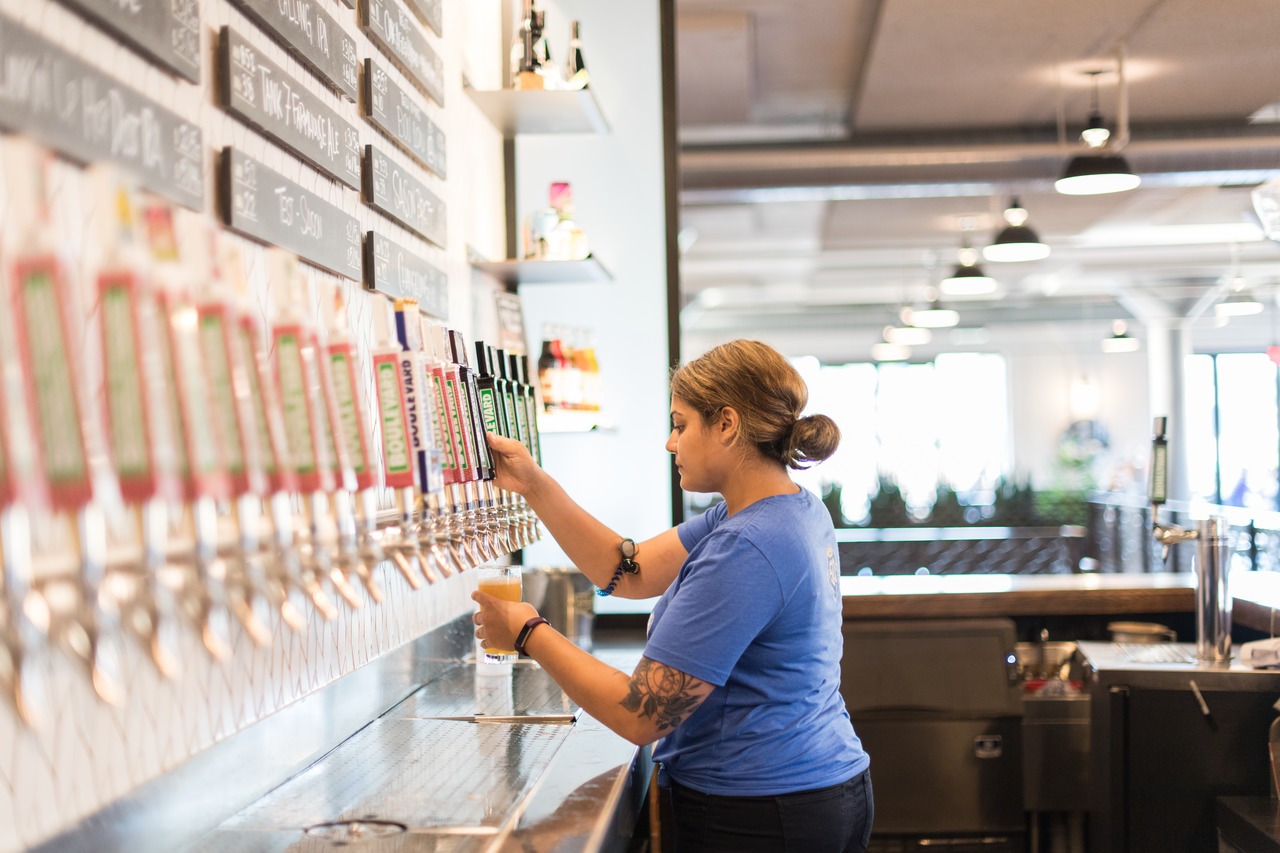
[0,12,204,210]
[404,0,442,37]
[360,0,445,106]
[363,145,446,249]
[52,0,201,83]
[362,59,446,179]
[364,231,447,319]
[219,28,361,190]
[220,148,362,281]
[226,0,359,102]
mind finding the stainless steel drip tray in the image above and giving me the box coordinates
[190,716,573,850]
[185,825,502,852]
[391,663,581,723]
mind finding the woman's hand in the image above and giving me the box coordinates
[472,588,539,654]
[485,432,547,496]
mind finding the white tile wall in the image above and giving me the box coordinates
[0,0,507,849]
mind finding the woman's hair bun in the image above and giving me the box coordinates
[785,414,840,469]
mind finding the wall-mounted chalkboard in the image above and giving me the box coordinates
[52,0,201,83]
[403,0,442,37]
[362,59,446,179]
[219,28,361,190]
[227,0,359,102]
[364,231,447,319]
[363,145,446,249]
[360,0,445,107]
[0,12,204,210]
[220,148,362,281]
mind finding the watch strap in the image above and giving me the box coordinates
[515,616,549,656]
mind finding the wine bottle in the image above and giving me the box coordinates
[538,339,559,411]
[513,0,543,90]
[532,7,561,89]
[564,21,589,90]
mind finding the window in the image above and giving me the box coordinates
[795,353,1010,522]
[1186,353,1279,509]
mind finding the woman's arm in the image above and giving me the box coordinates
[487,432,686,599]
[473,593,714,745]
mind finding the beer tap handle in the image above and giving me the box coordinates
[1150,416,1169,516]
[0,507,48,728]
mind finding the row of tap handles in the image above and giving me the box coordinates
[0,144,541,727]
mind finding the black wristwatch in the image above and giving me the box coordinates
[515,616,550,656]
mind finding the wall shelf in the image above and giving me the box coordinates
[471,256,613,285]
[464,85,610,136]
[539,409,613,433]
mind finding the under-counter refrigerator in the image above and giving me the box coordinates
[842,619,1026,851]
[1079,642,1280,853]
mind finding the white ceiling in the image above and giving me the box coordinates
[674,0,1280,362]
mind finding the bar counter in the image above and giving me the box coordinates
[841,570,1280,635]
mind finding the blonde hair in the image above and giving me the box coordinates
[669,339,840,470]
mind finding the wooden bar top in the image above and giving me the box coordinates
[841,571,1280,634]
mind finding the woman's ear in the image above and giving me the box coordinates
[717,406,740,444]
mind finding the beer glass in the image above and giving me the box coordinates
[477,566,521,663]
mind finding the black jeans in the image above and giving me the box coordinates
[668,770,873,853]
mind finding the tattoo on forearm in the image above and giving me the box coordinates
[620,658,706,733]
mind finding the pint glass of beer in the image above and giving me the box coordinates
[477,566,522,663]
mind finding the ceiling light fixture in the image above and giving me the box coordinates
[941,220,997,296]
[1055,68,1141,195]
[1215,277,1265,318]
[983,197,1051,263]
[870,338,911,362]
[901,299,959,329]
[1101,320,1141,353]
[883,323,932,346]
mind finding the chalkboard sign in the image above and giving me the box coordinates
[227,0,359,102]
[220,148,362,281]
[219,28,361,190]
[362,59,446,179]
[403,0,442,37]
[363,145,446,249]
[53,0,201,83]
[0,13,204,210]
[360,0,445,106]
[364,231,447,319]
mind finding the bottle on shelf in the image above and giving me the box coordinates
[538,338,561,411]
[532,7,562,90]
[511,0,543,90]
[546,181,589,260]
[564,21,589,90]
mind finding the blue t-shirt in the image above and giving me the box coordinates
[645,487,869,796]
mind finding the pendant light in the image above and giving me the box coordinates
[901,297,959,329]
[1055,69,1140,195]
[1101,320,1140,353]
[983,197,1050,263]
[870,339,911,362]
[1215,277,1264,318]
[883,323,932,346]
[941,220,997,296]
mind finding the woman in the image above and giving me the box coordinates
[474,339,872,852]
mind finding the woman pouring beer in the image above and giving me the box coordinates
[473,339,872,852]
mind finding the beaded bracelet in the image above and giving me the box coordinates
[597,537,640,597]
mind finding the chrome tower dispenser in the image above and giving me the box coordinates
[1149,416,1232,662]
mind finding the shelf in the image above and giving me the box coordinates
[471,256,613,285]
[538,409,613,433]
[464,85,609,135]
